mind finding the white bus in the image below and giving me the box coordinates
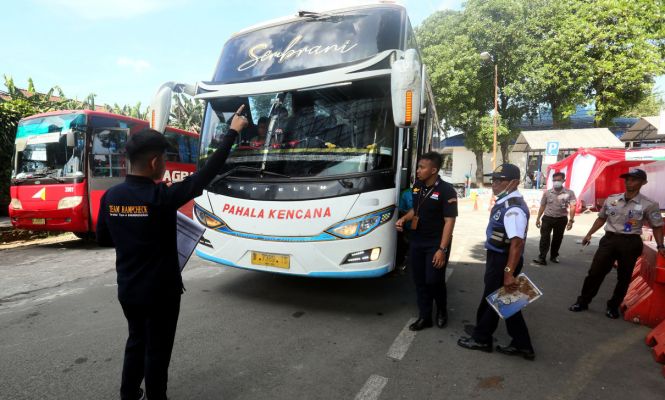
[151,3,441,277]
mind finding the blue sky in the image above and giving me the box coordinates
[1,0,661,109]
[0,0,462,108]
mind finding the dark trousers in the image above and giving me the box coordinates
[120,296,181,400]
[577,233,643,308]
[538,216,568,259]
[472,250,533,350]
[410,239,451,319]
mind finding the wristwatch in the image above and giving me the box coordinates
[504,266,512,273]
[438,247,448,254]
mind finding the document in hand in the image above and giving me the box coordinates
[485,274,543,319]
[176,211,205,271]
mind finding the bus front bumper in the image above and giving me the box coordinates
[195,224,396,278]
[8,206,89,233]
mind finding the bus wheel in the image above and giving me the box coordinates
[74,232,95,241]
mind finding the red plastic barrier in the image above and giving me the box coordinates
[621,244,665,327]
[645,319,665,378]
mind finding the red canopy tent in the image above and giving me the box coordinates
[546,147,665,212]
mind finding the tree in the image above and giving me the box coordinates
[105,102,148,120]
[624,92,665,118]
[574,0,665,126]
[417,10,490,183]
[169,93,203,133]
[518,0,592,128]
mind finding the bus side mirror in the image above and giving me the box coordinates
[150,84,174,133]
[391,49,422,129]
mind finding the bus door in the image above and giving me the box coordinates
[87,127,129,231]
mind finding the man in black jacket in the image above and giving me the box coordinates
[97,105,247,400]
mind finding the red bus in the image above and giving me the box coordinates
[8,110,199,238]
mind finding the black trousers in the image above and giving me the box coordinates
[538,215,568,259]
[120,296,181,400]
[577,232,643,308]
[410,239,451,319]
[472,250,533,350]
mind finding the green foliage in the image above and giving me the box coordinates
[170,93,203,133]
[576,0,665,125]
[624,92,665,118]
[417,0,665,183]
[105,102,148,120]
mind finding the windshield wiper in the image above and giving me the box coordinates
[209,166,290,187]
[32,169,65,183]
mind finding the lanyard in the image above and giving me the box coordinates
[414,181,437,216]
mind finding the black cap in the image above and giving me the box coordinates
[619,168,647,180]
[125,129,169,159]
[484,163,521,181]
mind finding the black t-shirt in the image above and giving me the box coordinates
[411,178,458,241]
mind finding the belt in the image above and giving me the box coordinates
[605,231,641,238]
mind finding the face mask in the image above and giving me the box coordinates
[553,181,564,189]
[495,182,514,199]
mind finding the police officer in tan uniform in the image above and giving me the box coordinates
[533,172,576,265]
[569,169,665,319]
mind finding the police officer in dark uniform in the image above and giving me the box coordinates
[396,152,458,331]
[458,164,535,360]
[96,106,248,400]
[569,168,665,319]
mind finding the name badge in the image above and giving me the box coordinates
[623,222,632,233]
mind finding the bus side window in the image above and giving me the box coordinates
[90,128,128,178]
[163,131,181,162]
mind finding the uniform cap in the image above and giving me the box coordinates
[484,163,520,181]
[619,168,647,180]
[125,129,169,159]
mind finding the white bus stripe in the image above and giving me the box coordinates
[354,375,388,400]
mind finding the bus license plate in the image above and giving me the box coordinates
[32,218,46,225]
[251,252,290,269]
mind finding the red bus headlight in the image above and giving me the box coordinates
[57,196,83,209]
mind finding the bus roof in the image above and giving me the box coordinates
[231,2,405,38]
[19,109,198,137]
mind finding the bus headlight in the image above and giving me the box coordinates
[10,198,22,210]
[194,204,225,229]
[327,207,394,239]
[57,196,83,209]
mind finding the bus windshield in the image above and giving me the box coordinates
[199,78,395,179]
[13,113,86,180]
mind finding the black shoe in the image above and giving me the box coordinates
[550,256,560,263]
[606,306,620,319]
[569,302,588,312]
[457,336,493,353]
[532,257,547,265]
[409,318,433,331]
[436,310,448,328]
[496,344,535,360]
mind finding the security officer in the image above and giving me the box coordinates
[96,106,248,400]
[569,168,665,319]
[396,152,458,331]
[458,164,535,360]
[533,172,577,265]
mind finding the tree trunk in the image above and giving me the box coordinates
[500,140,510,164]
[474,150,485,186]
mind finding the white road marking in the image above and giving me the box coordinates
[354,375,388,400]
[387,318,417,360]
[386,268,454,361]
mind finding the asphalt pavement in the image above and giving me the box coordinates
[1,200,664,399]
